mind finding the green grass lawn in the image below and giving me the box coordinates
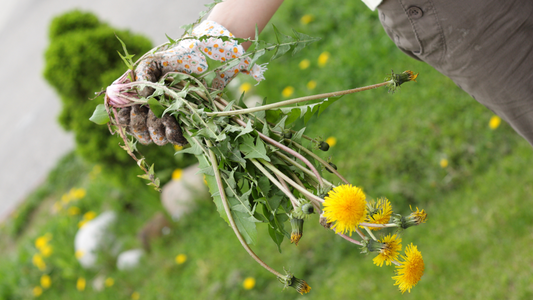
[2,0,533,299]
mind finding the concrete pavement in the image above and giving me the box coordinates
[0,0,212,221]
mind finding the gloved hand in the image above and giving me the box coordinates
[109,20,267,146]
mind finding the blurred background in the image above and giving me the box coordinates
[1,0,533,299]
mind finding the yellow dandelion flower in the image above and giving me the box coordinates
[67,206,81,216]
[61,193,71,204]
[40,245,53,257]
[53,201,62,212]
[32,254,46,271]
[325,136,337,147]
[239,82,253,94]
[299,59,310,70]
[243,277,256,290]
[300,14,314,25]
[83,211,97,221]
[72,188,86,200]
[318,52,330,67]
[33,286,43,297]
[131,291,140,300]
[288,276,311,295]
[105,277,115,287]
[172,169,183,181]
[306,80,317,90]
[40,275,52,289]
[393,243,424,293]
[489,115,501,130]
[78,220,88,228]
[365,198,393,230]
[75,250,85,259]
[323,184,367,235]
[174,145,183,151]
[35,234,51,250]
[439,158,448,168]
[282,86,294,98]
[373,234,402,267]
[408,206,428,225]
[76,277,86,291]
[175,254,187,265]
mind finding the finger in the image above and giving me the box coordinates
[130,105,152,145]
[147,110,168,146]
[135,55,162,98]
[162,114,188,146]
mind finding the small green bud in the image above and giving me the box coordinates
[319,141,330,151]
[326,162,337,173]
[283,130,293,139]
[290,217,304,246]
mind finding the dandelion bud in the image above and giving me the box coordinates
[290,217,304,246]
[279,275,312,295]
[302,203,314,215]
[326,162,337,173]
[283,130,293,139]
[393,207,427,229]
[360,238,385,254]
[293,200,315,219]
[387,70,419,93]
[319,141,330,151]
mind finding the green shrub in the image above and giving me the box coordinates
[43,10,191,185]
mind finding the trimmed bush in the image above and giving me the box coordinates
[43,10,187,185]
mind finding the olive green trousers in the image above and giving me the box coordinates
[378,0,533,146]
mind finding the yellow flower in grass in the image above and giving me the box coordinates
[239,82,253,94]
[33,286,43,297]
[131,291,140,300]
[306,80,317,90]
[32,254,46,271]
[393,243,424,294]
[323,184,367,235]
[373,234,402,267]
[299,59,310,70]
[243,277,256,290]
[489,115,501,129]
[174,145,183,151]
[67,206,81,216]
[76,277,86,291]
[439,158,448,168]
[40,245,53,257]
[325,136,337,147]
[83,211,97,221]
[40,275,51,289]
[282,86,294,98]
[172,169,183,181]
[365,198,392,230]
[35,233,52,250]
[105,277,115,287]
[300,14,314,25]
[175,254,187,265]
[75,250,85,259]
[318,52,330,67]
[71,188,86,200]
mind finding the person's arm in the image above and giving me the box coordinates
[207,0,284,49]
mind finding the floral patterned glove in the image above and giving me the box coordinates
[110,20,266,146]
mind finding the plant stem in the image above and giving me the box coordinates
[359,222,399,228]
[291,142,349,184]
[275,152,334,188]
[258,159,324,205]
[206,140,284,278]
[230,117,324,188]
[250,160,299,206]
[205,81,390,117]
[338,234,363,246]
[363,226,378,241]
